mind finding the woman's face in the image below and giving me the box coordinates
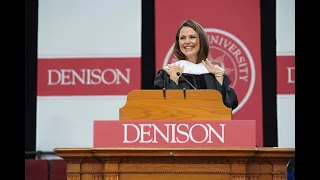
[178,26,200,62]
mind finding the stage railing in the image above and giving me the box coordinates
[25,150,56,159]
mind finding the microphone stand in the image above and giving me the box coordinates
[176,72,197,90]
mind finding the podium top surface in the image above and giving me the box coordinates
[54,147,295,157]
[119,90,233,120]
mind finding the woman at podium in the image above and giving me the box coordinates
[153,19,238,110]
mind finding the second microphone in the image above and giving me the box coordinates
[176,72,197,90]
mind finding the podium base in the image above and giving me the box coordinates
[54,147,294,180]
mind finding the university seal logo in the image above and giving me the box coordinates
[163,28,255,113]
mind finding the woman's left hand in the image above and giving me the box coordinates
[202,60,225,76]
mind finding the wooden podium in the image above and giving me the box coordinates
[54,90,295,180]
[119,90,232,120]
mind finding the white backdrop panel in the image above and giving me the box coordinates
[276,0,295,148]
[277,95,295,148]
[37,0,141,152]
[36,96,127,151]
[276,0,295,54]
[38,0,141,58]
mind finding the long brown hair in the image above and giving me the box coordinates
[173,20,209,64]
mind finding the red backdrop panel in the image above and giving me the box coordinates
[37,58,141,96]
[155,0,263,146]
[277,56,295,94]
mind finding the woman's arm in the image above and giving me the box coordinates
[214,74,238,110]
[153,70,180,89]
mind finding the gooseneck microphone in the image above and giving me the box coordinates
[176,72,197,90]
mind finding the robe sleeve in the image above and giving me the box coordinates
[214,74,239,110]
[153,70,180,89]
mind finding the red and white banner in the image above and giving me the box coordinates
[37,58,141,96]
[277,56,295,94]
[155,0,263,146]
[94,120,256,148]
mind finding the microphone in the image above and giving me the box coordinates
[176,72,197,90]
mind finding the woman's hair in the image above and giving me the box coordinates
[173,20,209,64]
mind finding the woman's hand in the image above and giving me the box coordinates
[202,59,224,85]
[202,60,225,77]
[163,64,184,84]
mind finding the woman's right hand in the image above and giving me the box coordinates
[163,64,184,84]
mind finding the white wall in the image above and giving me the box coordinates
[276,0,295,148]
[37,0,141,155]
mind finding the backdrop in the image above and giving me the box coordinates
[35,0,295,154]
[36,0,141,152]
[155,0,263,146]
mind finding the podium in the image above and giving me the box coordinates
[54,90,295,180]
[119,90,232,120]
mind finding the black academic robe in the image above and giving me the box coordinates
[153,70,239,110]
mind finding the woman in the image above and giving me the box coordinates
[153,19,238,110]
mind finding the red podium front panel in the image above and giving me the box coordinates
[94,120,256,148]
